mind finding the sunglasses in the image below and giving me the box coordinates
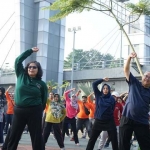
[144,74,150,80]
[28,66,37,69]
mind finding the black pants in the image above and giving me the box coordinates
[62,117,79,144]
[119,116,150,150]
[7,105,43,150]
[86,128,118,150]
[43,122,64,148]
[76,118,91,138]
[42,113,46,132]
[5,114,13,134]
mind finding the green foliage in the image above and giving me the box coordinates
[126,0,150,15]
[64,49,114,70]
[43,0,94,21]
[77,82,93,96]
[109,58,124,68]
[47,80,70,93]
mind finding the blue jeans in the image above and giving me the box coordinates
[0,122,4,143]
[5,114,13,133]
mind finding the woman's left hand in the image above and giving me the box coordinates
[32,47,39,52]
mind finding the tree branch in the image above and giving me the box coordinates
[122,12,142,27]
[74,2,110,12]
[92,0,111,11]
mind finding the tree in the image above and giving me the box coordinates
[64,49,114,70]
[43,0,150,76]
[126,0,150,15]
[47,80,70,98]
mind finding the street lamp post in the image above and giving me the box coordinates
[68,26,81,89]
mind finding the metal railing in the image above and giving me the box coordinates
[64,57,150,71]
[1,57,150,76]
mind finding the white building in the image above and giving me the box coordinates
[123,15,150,65]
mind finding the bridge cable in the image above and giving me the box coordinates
[95,37,121,69]
[80,29,120,70]
[0,22,15,45]
[0,12,15,31]
[77,25,118,63]
[0,40,15,69]
[94,31,121,68]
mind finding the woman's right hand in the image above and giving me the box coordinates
[103,77,109,81]
[32,47,39,52]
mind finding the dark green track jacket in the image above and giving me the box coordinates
[14,49,48,109]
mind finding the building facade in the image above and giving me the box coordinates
[15,0,65,84]
[123,15,150,65]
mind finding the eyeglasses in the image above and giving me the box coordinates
[144,74,150,80]
[28,66,37,69]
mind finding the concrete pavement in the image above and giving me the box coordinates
[12,133,139,150]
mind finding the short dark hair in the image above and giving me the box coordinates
[82,95,87,98]
[25,61,43,79]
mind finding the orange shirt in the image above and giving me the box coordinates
[44,99,53,113]
[44,103,49,113]
[77,100,93,119]
[5,91,15,114]
[87,95,96,118]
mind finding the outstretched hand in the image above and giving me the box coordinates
[103,77,109,81]
[32,47,39,52]
[129,52,137,58]
[72,88,76,91]
[8,85,13,89]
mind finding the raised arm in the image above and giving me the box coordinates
[87,92,94,103]
[123,94,128,102]
[124,52,137,81]
[120,92,128,98]
[92,78,109,95]
[5,86,13,102]
[64,88,76,100]
[15,47,39,77]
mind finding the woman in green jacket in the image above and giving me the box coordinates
[7,47,48,150]
[43,93,66,150]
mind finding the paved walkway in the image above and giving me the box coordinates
[4,133,139,150]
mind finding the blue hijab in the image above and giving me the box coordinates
[95,84,115,120]
[101,84,111,98]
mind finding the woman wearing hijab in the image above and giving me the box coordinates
[86,77,118,150]
[0,87,6,146]
[43,93,66,150]
[62,88,80,145]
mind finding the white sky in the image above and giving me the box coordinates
[0,0,139,69]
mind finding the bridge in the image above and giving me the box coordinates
[1,58,150,94]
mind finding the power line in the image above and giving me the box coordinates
[94,31,121,68]
[81,29,120,70]
[0,22,15,45]
[0,40,15,69]
[77,25,118,63]
[0,12,15,31]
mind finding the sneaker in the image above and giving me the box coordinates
[23,131,28,134]
[66,134,70,137]
[3,132,7,135]
[53,135,56,139]
[70,137,74,141]
[81,135,86,139]
[0,143,3,147]
[60,148,65,150]
[104,143,109,148]
[76,143,80,146]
